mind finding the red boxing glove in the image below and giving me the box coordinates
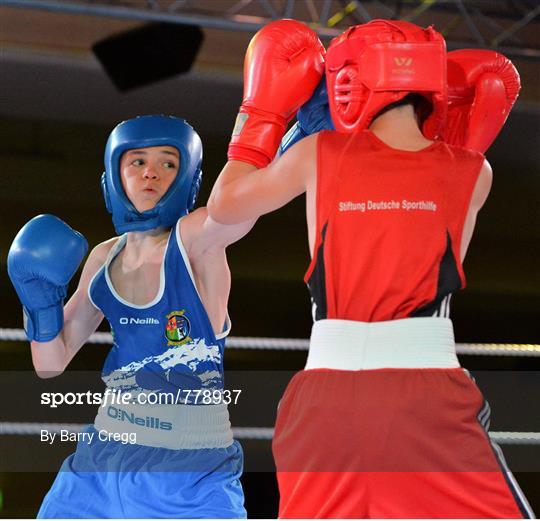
[443,49,520,153]
[228,19,325,168]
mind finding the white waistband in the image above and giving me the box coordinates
[305,317,459,370]
[94,401,233,450]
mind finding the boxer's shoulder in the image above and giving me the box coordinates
[79,237,120,285]
[441,141,485,160]
[90,237,120,263]
[177,208,205,250]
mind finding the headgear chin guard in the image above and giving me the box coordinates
[102,115,202,234]
[326,19,447,137]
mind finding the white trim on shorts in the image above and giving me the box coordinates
[306,317,459,370]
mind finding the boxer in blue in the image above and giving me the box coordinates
[8,115,253,518]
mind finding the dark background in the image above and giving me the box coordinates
[0,1,539,518]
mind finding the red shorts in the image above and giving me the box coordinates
[273,368,533,518]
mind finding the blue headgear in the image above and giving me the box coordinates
[101,115,203,234]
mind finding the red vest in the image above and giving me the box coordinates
[305,130,484,322]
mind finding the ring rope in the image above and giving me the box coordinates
[0,422,539,445]
[1,328,539,356]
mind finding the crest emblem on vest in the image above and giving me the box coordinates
[165,310,192,346]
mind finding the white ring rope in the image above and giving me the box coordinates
[0,422,538,445]
[1,328,539,357]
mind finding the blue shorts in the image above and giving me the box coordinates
[37,426,246,518]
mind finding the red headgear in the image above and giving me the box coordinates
[326,19,447,137]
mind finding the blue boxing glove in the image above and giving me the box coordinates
[278,75,334,155]
[7,215,88,342]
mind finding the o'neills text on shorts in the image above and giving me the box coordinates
[339,199,437,213]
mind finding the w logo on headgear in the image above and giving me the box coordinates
[394,57,413,66]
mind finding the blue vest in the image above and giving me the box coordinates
[88,221,229,397]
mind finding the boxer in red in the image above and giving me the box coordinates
[208,19,533,518]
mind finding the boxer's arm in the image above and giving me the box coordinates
[178,210,254,335]
[30,242,110,378]
[460,159,493,261]
[182,207,256,252]
[208,134,317,225]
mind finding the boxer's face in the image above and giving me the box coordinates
[120,146,180,213]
